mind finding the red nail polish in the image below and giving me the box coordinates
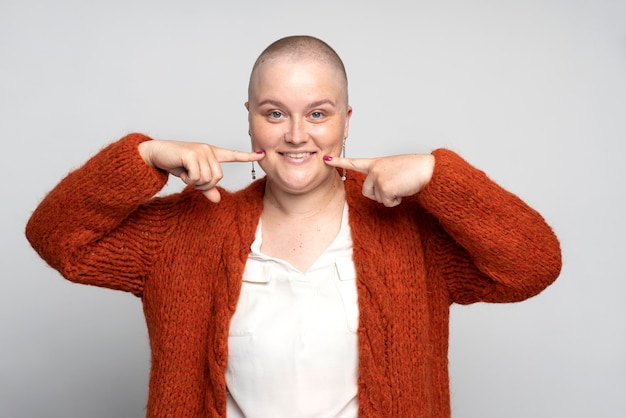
[256,150,265,154]
[323,155,332,161]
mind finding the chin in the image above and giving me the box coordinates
[267,172,316,191]
[278,170,339,193]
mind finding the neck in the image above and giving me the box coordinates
[263,173,345,219]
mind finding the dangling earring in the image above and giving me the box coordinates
[341,139,347,181]
[251,161,256,180]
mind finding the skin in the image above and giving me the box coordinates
[325,153,435,208]
[246,58,351,209]
[138,139,265,203]
[246,57,352,270]
[138,53,435,209]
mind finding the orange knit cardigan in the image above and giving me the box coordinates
[26,133,561,417]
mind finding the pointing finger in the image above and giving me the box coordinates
[213,147,266,163]
[323,156,372,174]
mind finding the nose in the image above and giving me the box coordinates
[285,118,308,145]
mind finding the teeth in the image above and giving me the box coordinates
[284,152,311,158]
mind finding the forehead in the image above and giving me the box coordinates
[250,58,346,101]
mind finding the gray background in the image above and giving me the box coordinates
[2,0,625,417]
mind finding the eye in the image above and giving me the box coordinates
[310,111,323,119]
[269,111,283,119]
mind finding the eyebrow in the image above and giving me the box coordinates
[256,99,337,109]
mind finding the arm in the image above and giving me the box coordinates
[417,149,562,303]
[26,134,267,295]
[325,149,562,303]
[25,133,170,296]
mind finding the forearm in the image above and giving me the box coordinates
[418,149,562,299]
[25,133,169,292]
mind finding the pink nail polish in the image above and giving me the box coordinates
[256,150,265,154]
[323,155,333,161]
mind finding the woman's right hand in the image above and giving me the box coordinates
[138,140,265,203]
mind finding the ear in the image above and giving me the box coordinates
[343,105,353,139]
[245,102,251,136]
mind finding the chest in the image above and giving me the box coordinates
[260,212,343,273]
[225,220,359,416]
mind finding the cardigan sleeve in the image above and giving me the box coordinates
[417,149,562,304]
[25,133,171,297]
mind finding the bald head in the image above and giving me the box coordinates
[248,35,349,104]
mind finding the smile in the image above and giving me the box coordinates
[281,152,314,158]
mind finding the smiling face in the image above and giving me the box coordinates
[246,57,352,195]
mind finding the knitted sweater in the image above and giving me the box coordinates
[26,133,562,417]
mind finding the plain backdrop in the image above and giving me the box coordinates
[2,0,625,417]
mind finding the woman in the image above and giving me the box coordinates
[26,36,562,417]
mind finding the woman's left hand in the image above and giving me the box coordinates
[324,153,435,207]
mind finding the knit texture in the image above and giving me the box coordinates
[26,133,562,417]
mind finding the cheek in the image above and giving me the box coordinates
[250,124,281,150]
[249,120,268,141]
[318,123,346,148]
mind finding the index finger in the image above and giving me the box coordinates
[213,147,266,163]
[323,156,373,174]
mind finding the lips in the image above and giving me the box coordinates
[281,152,314,158]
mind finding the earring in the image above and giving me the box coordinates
[251,161,256,180]
[341,139,347,181]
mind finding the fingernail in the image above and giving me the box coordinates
[256,150,265,154]
[323,155,333,161]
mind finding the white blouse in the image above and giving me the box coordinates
[225,203,359,418]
